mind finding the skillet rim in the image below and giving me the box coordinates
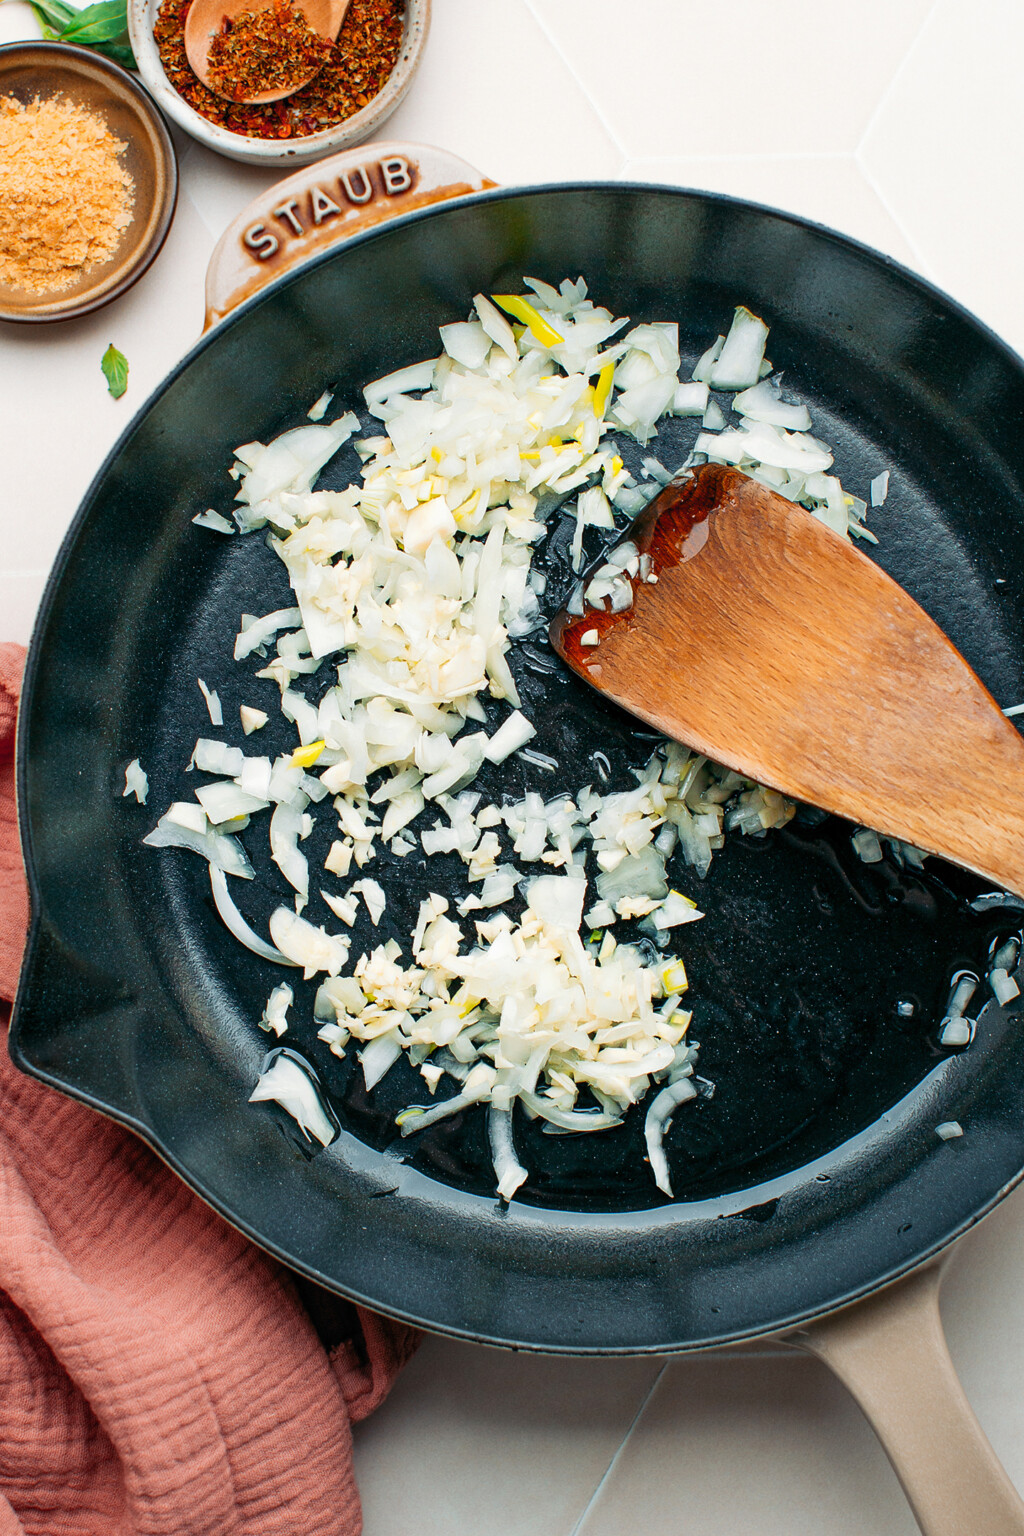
[11,179,1024,1353]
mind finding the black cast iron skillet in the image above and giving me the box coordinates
[12,145,1024,1533]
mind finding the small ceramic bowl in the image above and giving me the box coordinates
[129,0,429,168]
[0,42,177,323]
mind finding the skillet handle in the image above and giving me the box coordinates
[203,141,497,331]
[787,1259,1024,1536]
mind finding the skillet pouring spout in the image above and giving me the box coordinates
[551,462,1024,899]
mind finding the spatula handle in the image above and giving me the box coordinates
[788,1260,1024,1536]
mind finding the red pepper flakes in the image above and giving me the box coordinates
[153,0,404,139]
[206,0,332,102]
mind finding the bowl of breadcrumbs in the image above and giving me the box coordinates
[0,42,177,322]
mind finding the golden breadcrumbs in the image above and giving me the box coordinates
[0,94,135,294]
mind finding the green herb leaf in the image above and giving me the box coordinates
[4,0,137,64]
[59,0,127,42]
[101,344,129,400]
[15,0,79,38]
[93,37,136,66]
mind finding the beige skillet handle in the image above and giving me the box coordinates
[203,141,497,331]
[787,1259,1024,1536]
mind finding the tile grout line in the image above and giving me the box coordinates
[619,151,853,169]
[520,0,630,164]
[854,154,938,281]
[854,0,945,158]
[567,1363,669,1536]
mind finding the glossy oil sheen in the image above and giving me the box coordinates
[11,186,1024,1352]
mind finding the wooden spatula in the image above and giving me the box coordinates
[550,462,1024,897]
[184,0,350,104]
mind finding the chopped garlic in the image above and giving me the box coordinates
[240,705,268,734]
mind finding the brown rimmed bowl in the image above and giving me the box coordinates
[0,41,177,324]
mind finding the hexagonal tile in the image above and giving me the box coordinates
[525,0,934,159]
[384,0,622,186]
[861,0,1024,355]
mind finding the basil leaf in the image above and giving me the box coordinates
[93,38,137,66]
[18,0,79,37]
[101,344,129,400]
[60,0,127,42]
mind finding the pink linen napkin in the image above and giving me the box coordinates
[0,642,418,1536]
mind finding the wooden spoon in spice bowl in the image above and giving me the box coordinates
[184,0,350,105]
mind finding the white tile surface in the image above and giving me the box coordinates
[620,153,919,267]
[575,1354,920,1536]
[353,1337,664,1536]
[383,0,623,186]
[860,0,1024,356]
[5,5,1024,1534]
[525,0,935,159]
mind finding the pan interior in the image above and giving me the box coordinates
[15,186,1024,1346]
[116,237,1017,1213]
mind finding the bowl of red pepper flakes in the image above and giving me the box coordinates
[129,0,428,165]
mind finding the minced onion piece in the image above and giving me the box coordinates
[989,968,1020,1006]
[644,1076,697,1196]
[197,678,223,726]
[234,608,302,662]
[240,705,268,735]
[249,1051,336,1146]
[672,381,709,416]
[733,379,812,431]
[351,878,386,924]
[939,971,978,1047]
[144,812,254,878]
[192,508,236,534]
[935,1121,963,1141]
[260,983,293,1035]
[209,866,298,965]
[488,1105,528,1201]
[852,828,883,864]
[191,739,245,776]
[709,307,769,390]
[870,471,890,507]
[485,710,536,764]
[364,360,437,409]
[397,1063,495,1133]
[268,907,348,978]
[988,936,1020,1004]
[270,801,310,899]
[518,748,558,771]
[166,800,207,833]
[692,335,724,383]
[307,390,333,422]
[518,1091,622,1132]
[360,1031,403,1090]
[650,890,705,930]
[123,758,148,804]
[196,780,268,824]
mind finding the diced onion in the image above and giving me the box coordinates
[197,678,223,726]
[192,509,235,534]
[644,1077,697,1196]
[123,759,148,804]
[209,866,297,965]
[249,1051,337,1146]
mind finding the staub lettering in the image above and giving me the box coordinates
[243,224,279,260]
[241,157,418,262]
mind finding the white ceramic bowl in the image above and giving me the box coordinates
[128,0,429,167]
